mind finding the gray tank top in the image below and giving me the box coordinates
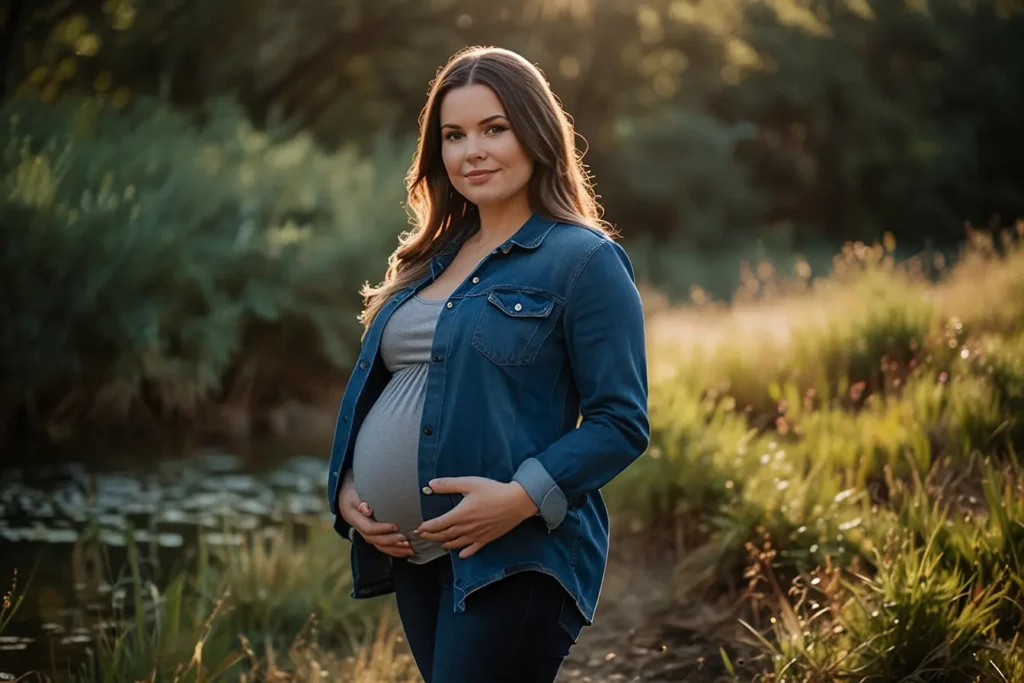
[351,294,448,564]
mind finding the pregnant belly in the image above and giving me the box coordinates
[351,468,420,533]
[350,389,447,561]
[350,373,427,534]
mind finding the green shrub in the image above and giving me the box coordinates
[785,382,936,490]
[887,459,1024,641]
[607,371,867,597]
[958,333,1024,454]
[208,523,371,655]
[749,530,1005,683]
[0,95,413,437]
[786,268,936,404]
[605,376,755,528]
[844,533,1004,682]
[67,523,386,683]
[980,634,1024,683]
[76,529,246,683]
[940,227,1024,338]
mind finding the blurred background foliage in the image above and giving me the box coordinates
[3,3,1024,680]
[1,0,1023,440]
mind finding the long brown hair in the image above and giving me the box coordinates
[358,45,616,335]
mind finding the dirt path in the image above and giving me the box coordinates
[556,536,759,683]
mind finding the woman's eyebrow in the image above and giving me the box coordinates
[440,114,509,130]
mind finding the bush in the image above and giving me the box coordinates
[750,530,1005,683]
[0,95,414,438]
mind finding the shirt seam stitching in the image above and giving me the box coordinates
[564,239,610,310]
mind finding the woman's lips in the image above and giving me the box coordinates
[465,169,498,184]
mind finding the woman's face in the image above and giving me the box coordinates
[439,84,534,209]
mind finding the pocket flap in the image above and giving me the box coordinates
[486,288,555,318]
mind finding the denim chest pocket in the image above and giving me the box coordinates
[471,287,560,366]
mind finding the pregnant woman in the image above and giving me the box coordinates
[326,45,650,683]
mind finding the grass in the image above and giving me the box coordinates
[1,568,28,636]
[208,523,370,656]
[606,223,1024,680]
[739,461,1024,682]
[8,521,400,683]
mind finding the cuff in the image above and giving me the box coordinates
[512,458,568,531]
[333,513,356,542]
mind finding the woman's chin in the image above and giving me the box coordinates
[463,190,515,208]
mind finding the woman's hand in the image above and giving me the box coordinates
[337,473,414,558]
[414,477,539,559]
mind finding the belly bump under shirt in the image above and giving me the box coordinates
[351,293,448,564]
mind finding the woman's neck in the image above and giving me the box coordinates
[473,197,533,247]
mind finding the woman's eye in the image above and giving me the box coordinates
[443,126,505,141]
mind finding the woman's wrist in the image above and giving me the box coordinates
[509,481,540,519]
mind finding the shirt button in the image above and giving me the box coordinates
[422,486,433,495]
[432,355,443,362]
[423,427,433,435]
[358,361,368,369]
[514,303,523,312]
[471,277,479,284]
[446,301,453,309]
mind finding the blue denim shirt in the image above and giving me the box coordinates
[326,213,650,639]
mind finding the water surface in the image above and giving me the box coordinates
[0,436,335,679]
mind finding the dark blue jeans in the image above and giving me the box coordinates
[390,555,583,683]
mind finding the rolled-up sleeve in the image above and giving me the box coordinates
[513,456,568,529]
[512,238,650,530]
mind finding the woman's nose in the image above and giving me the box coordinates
[464,134,485,159]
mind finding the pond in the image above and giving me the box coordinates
[0,435,337,680]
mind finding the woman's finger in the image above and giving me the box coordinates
[441,535,474,550]
[351,513,399,537]
[458,542,485,559]
[367,532,410,548]
[378,545,415,558]
[358,501,373,517]
[419,528,475,540]
[419,525,467,543]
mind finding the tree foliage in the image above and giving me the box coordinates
[0,95,412,436]
[6,0,1021,248]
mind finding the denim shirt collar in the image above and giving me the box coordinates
[498,212,558,252]
[428,213,557,279]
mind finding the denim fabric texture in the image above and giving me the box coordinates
[390,556,578,683]
[326,212,650,632]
